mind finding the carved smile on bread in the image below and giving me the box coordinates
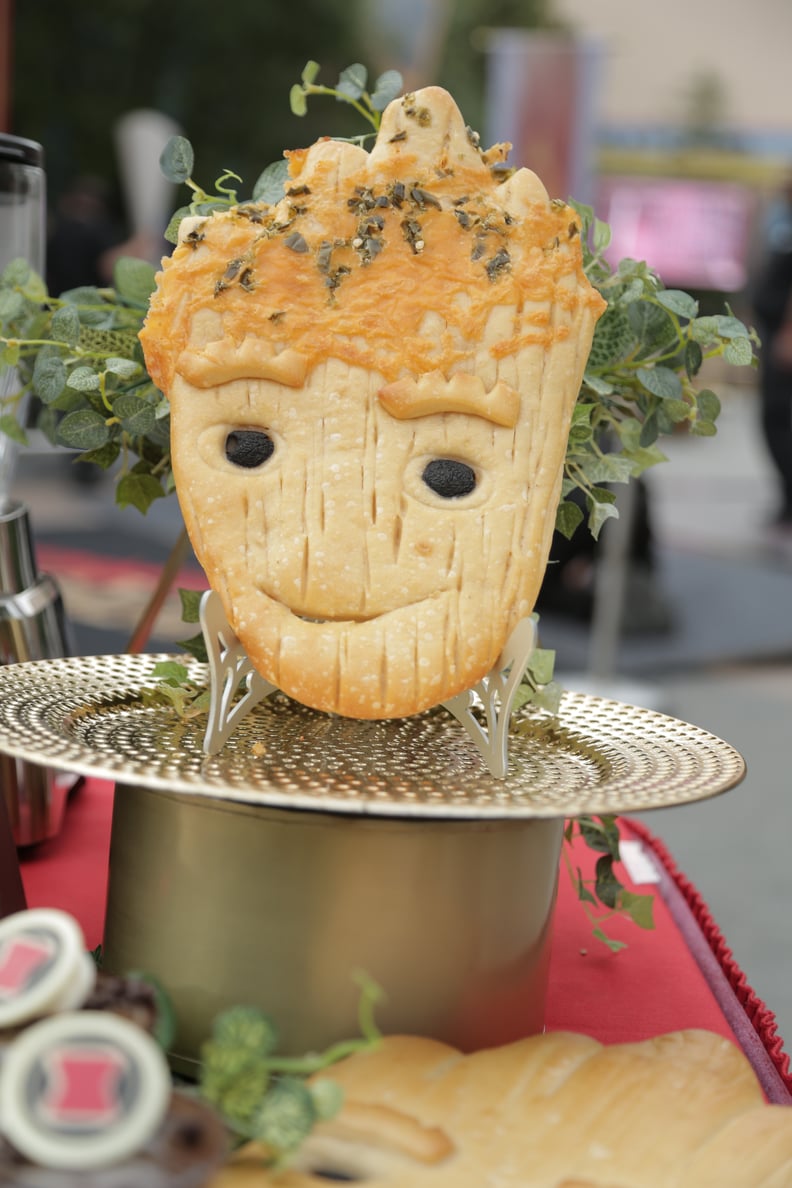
[141,85,605,720]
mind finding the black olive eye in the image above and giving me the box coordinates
[225,429,275,469]
[422,458,477,498]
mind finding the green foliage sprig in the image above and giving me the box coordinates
[199,973,383,1167]
[289,60,403,138]
[511,644,653,948]
[0,256,173,512]
[563,815,655,951]
[561,203,759,539]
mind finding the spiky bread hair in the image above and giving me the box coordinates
[141,87,604,404]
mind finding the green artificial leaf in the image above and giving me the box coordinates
[33,354,67,404]
[616,416,642,451]
[66,365,101,392]
[713,314,750,340]
[78,325,140,357]
[594,854,622,909]
[592,928,627,953]
[578,816,620,858]
[578,453,636,485]
[113,394,156,435]
[105,356,141,379]
[1,258,30,287]
[581,372,615,396]
[252,159,290,205]
[370,69,403,111]
[691,418,717,437]
[656,289,699,319]
[179,587,205,624]
[336,63,368,101]
[586,488,618,538]
[591,218,612,253]
[688,315,719,344]
[684,339,703,378]
[636,365,682,400]
[0,289,25,321]
[56,409,110,450]
[50,304,81,347]
[19,270,47,303]
[555,498,584,539]
[0,414,27,445]
[164,205,194,245]
[309,1079,344,1122]
[178,631,209,663]
[160,135,195,184]
[639,411,659,448]
[531,680,564,715]
[574,868,597,906]
[618,889,655,931]
[150,660,191,684]
[253,1077,316,1154]
[586,305,635,371]
[526,647,556,686]
[697,389,721,422]
[113,256,157,307]
[723,337,754,367]
[628,300,677,356]
[301,60,321,85]
[77,440,121,470]
[662,398,693,423]
[624,443,668,476]
[60,285,111,327]
[290,84,308,117]
[115,471,166,513]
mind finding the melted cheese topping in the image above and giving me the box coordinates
[140,93,605,398]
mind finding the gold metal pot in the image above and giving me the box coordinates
[103,784,563,1074]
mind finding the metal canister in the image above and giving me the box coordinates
[104,784,563,1073]
[0,501,75,845]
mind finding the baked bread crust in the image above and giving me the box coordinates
[209,1031,792,1186]
[141,87,605,718]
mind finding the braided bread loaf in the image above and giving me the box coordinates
[211,1030,792,1186]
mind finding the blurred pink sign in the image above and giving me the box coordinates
[597,176,755,292]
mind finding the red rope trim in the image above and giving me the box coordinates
[625,817,792,1094]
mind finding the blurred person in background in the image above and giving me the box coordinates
[752,176,792,550]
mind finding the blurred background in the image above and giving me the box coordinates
[1,1,791,1047]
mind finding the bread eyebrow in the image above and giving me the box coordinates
[378,371,521,427]
[175,337,309,388]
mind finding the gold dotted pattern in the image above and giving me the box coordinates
[0,655,745,820]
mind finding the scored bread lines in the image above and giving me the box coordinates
[145,86,604,727]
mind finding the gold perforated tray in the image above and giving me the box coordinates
[0,654,745,819]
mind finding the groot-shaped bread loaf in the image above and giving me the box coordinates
[141,87,606,719]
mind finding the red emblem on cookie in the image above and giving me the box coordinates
[0,1011,171,1169]
[37,1043,128,1128]
[0,935,56,1000]
[0,909,91,1026]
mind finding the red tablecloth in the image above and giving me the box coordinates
[18,778,792,1103]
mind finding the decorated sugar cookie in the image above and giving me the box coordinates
[141,87,605,719]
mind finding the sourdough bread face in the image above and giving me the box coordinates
[140,87,605,718]
[209,1031,792,1186]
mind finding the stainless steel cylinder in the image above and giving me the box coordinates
[103,784,564,1073]
[0,502,74,845]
